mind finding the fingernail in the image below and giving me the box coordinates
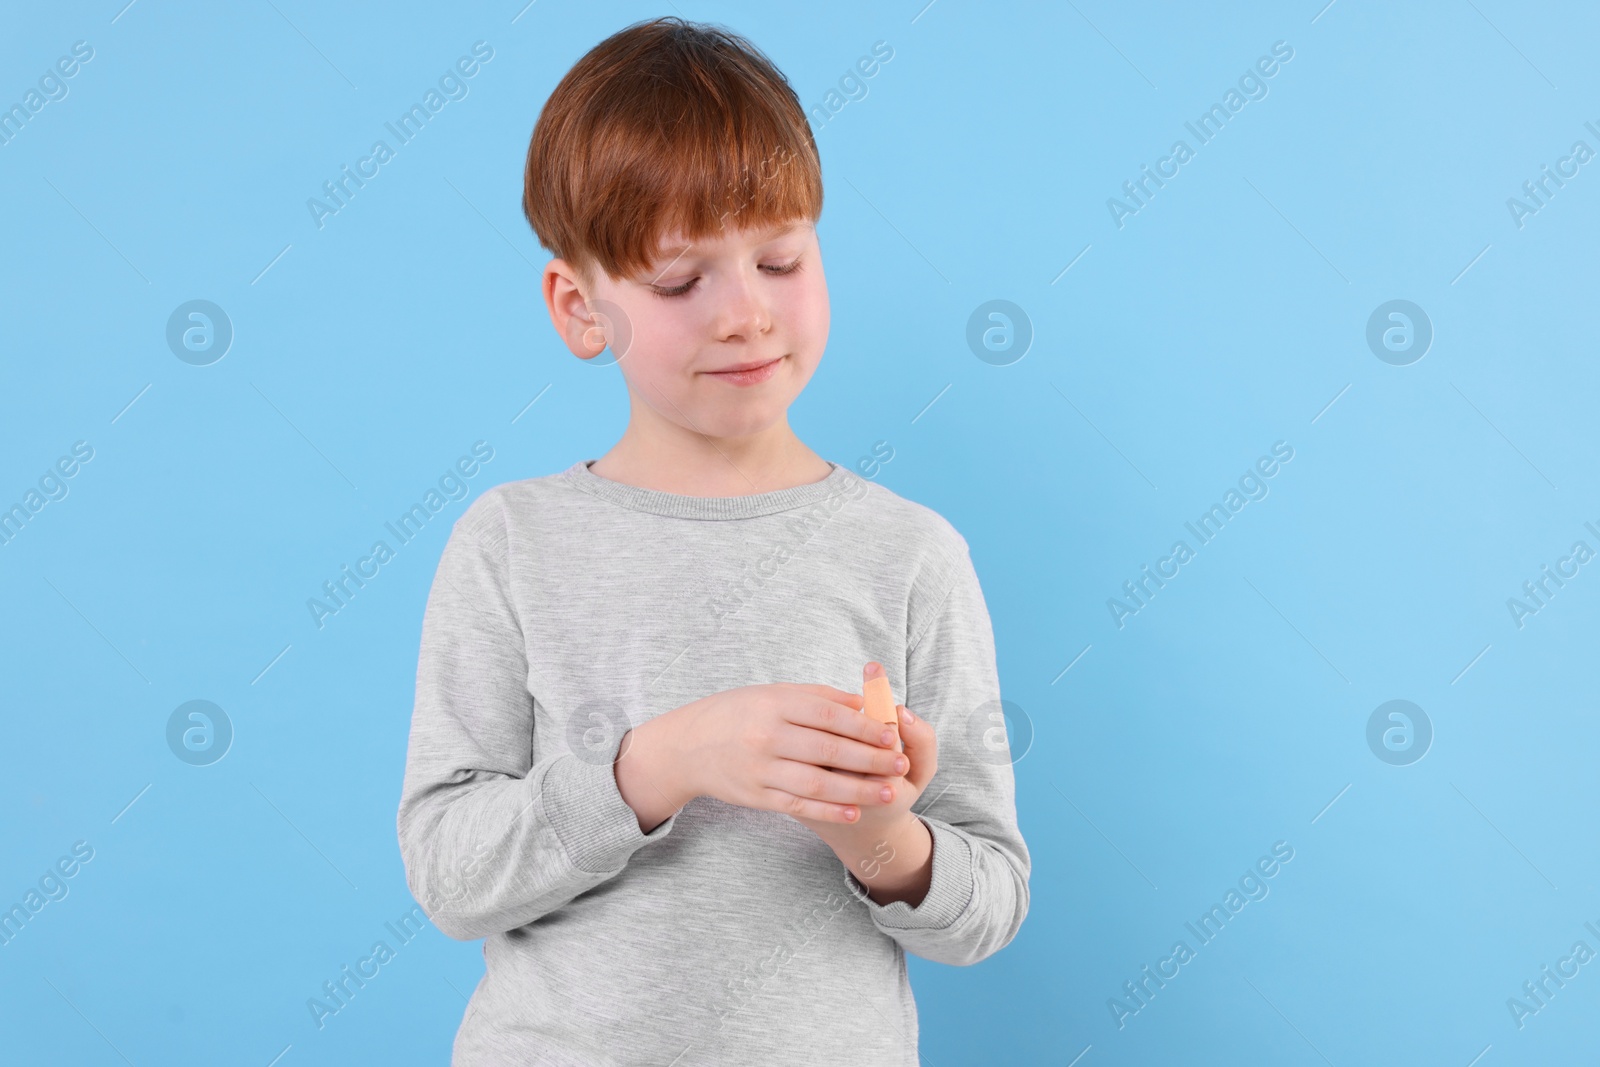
[895,757,907,774]
[899,707,914,724]
[880,728,895,745]
[879,787,893,802]
[845,807,859,821]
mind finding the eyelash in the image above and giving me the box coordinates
[648,256,804,299]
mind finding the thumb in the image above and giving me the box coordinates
[896,706,937,791]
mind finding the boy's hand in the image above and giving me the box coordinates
[788,664,940,906]
[651,682,908,824]
[791,690,938,849]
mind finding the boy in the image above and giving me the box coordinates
[397,16,1029,1065]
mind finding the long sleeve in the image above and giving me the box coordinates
[396,493,678,941]
[842,533,1031,966]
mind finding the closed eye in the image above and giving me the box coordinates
[648,255,805,299]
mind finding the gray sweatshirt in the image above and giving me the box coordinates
[396,458,1030,1066]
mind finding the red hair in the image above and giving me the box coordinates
[523,16,823,289]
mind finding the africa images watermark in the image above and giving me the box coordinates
[306,41,494,230]
[1108,840,1296,1029]
[0,440,95,549]
[306,441,494,629]
[702,472,871,630]
[1106,441,1295,629]
[1505,118,1600,231]
[1506,918,1600,1031]
[1504,519,1600,630]
[1107,40,1295,229]
[305,906,431,1030]
[807,40,894,133]
[712,888,854,1032]
[0,840,96,949]
[0,39,94,148]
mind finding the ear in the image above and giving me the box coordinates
[543,258,608,361]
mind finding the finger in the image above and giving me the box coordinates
[776,683,865,711]
[860,661,900,741]
[774,723,908,778]
[786,696,899,749]
[760,788,863,824]
[770,758,898,808]
[897,705,938,790]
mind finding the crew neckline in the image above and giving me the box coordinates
[562,458,858,519]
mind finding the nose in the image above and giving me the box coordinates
[713,267,771,342]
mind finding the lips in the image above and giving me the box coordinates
[703,355,784,386]
[708,357,782,374]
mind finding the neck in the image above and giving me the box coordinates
[591,408,830,497]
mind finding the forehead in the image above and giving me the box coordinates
[649,218,813,261]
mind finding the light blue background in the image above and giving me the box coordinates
[3,1,1597,1064]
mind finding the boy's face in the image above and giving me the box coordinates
[545,217,829,442]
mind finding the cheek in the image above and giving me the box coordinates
[618,302,686,373]
[792,271,829,349]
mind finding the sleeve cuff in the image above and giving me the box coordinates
[537,743,678,875]
[845,817,975,932]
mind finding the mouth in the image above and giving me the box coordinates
[703,355,784,385]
